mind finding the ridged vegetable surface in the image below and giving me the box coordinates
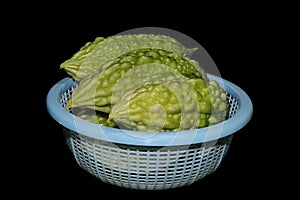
[61,34,229,131]
[60,34,197,81]
[109,63,200,131]
[65,48,207,113]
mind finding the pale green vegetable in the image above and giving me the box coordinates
[65,48,206,112]
[72,108,116,127]
[60,37,105,80]
[188,78,229,127]
[110,64,228,130]
[60,34,197,81]
[62,34,229,131]
[207,80,229,125]
[109,63,200,131]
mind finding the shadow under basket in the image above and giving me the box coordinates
[46,74,253,190]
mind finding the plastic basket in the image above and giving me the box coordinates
[46,74,252,190]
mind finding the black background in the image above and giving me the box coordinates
[9,6,287,198]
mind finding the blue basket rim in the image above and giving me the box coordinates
[46,74,253,146]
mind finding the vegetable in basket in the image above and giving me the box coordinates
[109,63,200,131]
[60,34,197,81]
[61,34,229,131]
[65,48,207,113]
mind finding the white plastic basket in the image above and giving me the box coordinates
[46,74,252,190]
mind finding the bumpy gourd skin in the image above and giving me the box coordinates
[60,34,197,81]
[63,35,229,131]
[107,64,227,131]
[65,48,207,112]
[60,37,105,80]
[207,80,229,125]
[73,108,116,127]
[109,64,200,132]
[72,63,228,131]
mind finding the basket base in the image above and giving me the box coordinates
[63,128,233,190]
